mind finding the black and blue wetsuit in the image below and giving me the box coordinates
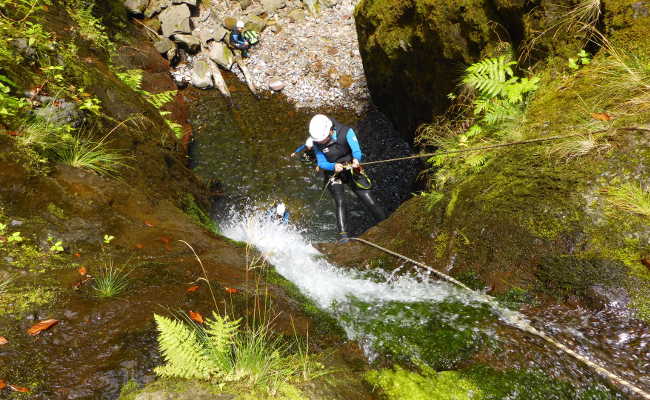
[313,118,386,239]
[230,29,250,56]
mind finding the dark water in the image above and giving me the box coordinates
[188,73,420,242]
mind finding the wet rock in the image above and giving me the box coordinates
[10,219,23,226]
[144,0,171,18]
[261,0,286,13]
[159,4,191,38]
[11,38,37,58]
[123,0,149,15]
[173,33,201,53]
[33,100,84,127]
[268,78,285,91]
[585,285,631,315]
[207,41,234,69]
[190,59,214,89]
[245,15,266,32]
[153,37,174,54]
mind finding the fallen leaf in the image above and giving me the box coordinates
[641,258,650,271]
[164,244,172,252]
[74,253,81,257]
[0,337,8,345]
[135,243,144,249]
[225,287,238,294]
[78,266,87,276]
[144,220,155,227]
[591,112,613,121]
[159,236,171,244]
[9,385,29,392]
[186,285,200,293]
[0,379,5,389]
[4,131,19,136]
[27,319,59,336]
[188,310,204,324]
[73,276,93,290]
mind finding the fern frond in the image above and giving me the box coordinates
[116,69,144,92]
[154,314,216,380]
[201,312,240,372]
[146,90,177,109]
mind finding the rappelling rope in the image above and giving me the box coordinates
[360,127,650,167]
[352,237,650,399]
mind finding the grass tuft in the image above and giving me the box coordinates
[603,182,650,219]
[92,260,131,298]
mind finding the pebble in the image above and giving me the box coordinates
[174,0,369,113]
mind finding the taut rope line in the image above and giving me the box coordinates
[360,127,650,167]
[351,237,650,399]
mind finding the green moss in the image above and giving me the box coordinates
[46,203,66,219]
[367,365,481,400]
[181,193,220,235]
[339,299,494,369]
[0,284,60,318]
[367,364,620,400]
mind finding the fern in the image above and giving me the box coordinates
[116,69,144,93]
[146,90,177,109]
[154,314,216,380]
[202,312,240,373]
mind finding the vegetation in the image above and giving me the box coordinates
[92,260,131,298]
[603,182,650,219]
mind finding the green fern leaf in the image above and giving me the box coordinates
[146,90,177,109]
[153,314,216,380]
[202,312,240,372]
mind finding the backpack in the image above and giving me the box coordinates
[242,30,259,45]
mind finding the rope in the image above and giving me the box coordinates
[351,237,650,399]
[360,127,650,167]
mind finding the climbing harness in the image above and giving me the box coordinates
[359,127,650,168]
[351,237,650,399]
[350,167,372,190]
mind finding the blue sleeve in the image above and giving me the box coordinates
[230,31,246,46]
[346,128,363,161]
[294,144,306,154]
[314,146,335,171]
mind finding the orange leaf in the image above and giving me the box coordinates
[135,243,144,249]
[78,266,87,276]
[0,379,5,389]
[591,112,613,121]
[188,310,204,324]
[27,319,59,336]
[74,253,81,257]
[4,131,19,136]
[186,285,200,293]
[0,336,7,345]
[159,236,171,244]
[144,220,155,227]
[9,385,30,392]
[225,287,238,294]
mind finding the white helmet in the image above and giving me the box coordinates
[236,20,245,28]
[305,137,313,148]
[275,202,286,217]
[309,114,332,142]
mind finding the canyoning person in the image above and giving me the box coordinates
[230,20,251,58]
[290,137,315,162]
[267,202,290,224]
[308,114,386,242]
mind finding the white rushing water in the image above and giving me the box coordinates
[221,211,472,311]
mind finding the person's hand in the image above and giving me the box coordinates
[352,159,360,169]
[334,163,344,173]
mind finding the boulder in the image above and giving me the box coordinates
[223,16,238,30]
[207,41,235,69]
[261,0,286,13]
[172,0,197,6]
[153,37,174,54]
[195,29,214,47]
[159,4,191,37]
[287,9,305,22]
[245,15,266,32]
[190,59,213,89]
[144,0,171,18]
[302,0,319,15]
[244,6,265,16]
[173,34,201,53]
[123,0,149,15]
[239,0,252,10]
[213,26,229,41]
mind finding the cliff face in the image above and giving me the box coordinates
[354,0,645,141]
